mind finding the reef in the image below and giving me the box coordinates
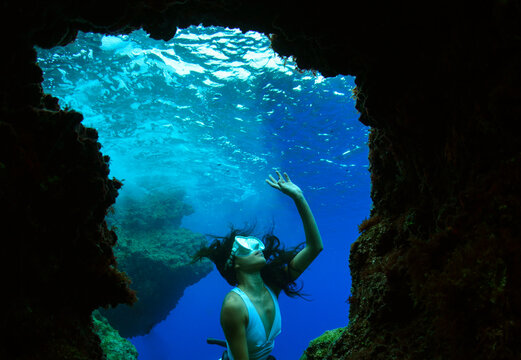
[1,1,520,359]
[92,310,138,360]
[100,191,213,337]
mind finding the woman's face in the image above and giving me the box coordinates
[234,250,266,272]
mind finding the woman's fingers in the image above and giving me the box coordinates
[267,171,292,190]
[276,170,283,182]
[266,175,280,189]
[268,171,292,184]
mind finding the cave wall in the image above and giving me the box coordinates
[1,1,520,359]
[0,45,138,359]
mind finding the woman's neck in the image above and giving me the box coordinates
[237,271,265,297]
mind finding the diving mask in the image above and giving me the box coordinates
[225,236,265,269]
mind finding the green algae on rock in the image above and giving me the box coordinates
[92,310,138,360]
[300,327,345,360]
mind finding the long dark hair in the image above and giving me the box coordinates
[192,225,306,298]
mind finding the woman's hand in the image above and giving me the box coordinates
[266,171,303,200]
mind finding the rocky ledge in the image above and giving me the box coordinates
[100,191,213,337]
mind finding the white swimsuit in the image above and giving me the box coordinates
[226,286,281,360]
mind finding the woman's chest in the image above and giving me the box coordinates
[249,296,276,337]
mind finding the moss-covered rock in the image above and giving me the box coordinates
[92,310,138,360]
[300,327,345,360]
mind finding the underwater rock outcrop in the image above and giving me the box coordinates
[100,191,213,337]
[2,1,521,359]
[108,190,195,232]
[92,310,138,360]
[101,227,212,337]
[300,327,345,360]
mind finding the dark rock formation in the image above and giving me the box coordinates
[1,1,520,359]
[1,48,137,359]
[301,3,521,359]
[101,192,213,337]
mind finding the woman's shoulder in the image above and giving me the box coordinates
[221,290,248,326]
[222,289,244,310]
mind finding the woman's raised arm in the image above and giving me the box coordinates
[266,171,323,280]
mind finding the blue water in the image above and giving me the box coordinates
[36,25,370,360]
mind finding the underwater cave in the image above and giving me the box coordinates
[2,1,521,360]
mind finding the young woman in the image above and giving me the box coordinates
[193,171,323,360]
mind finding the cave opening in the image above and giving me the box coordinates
[35,25,371,359]
[3,1,520,359]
